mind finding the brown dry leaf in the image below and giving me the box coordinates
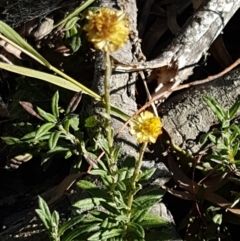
[41,173,83,205]
[210,35,233,69]
[167,153,199,194]
[163,186,194,200]
[156,60,178,85]
[19,101,43,120]
[205,192,240,216]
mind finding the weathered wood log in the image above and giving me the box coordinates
[0,0,179,240]
[115,0,240,102]
[161,67,240,154]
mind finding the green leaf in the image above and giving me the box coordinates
[112,145,121,162]
[73,197,104,210]
[49,131,61,150]
[54,0,95,28]
[51,91,59,118]
[116,168,128,182]
[1,136,20,145]
[232,142,240,157]
[131,208,150,223]
[61,223,100,241]
[89,210,109,220]
[222,120,230,128]
[199,133,210,145]
[127,222,145,238]
[212,214,222,225]
[133,190,163,207]
[52,211,60,227]
[100,201,121,216]
[101,218,109,228]
[88,228,124,241]
[35,209,51,230]
[216,140,227,150]
[89,169,108,177]
[140,213,170,228]
[37,107,57,123]
[209,154,227,164]
[133,198,160,210]
[208,133,217,144]
[97,159,108,171]
[230,124,240,134]
[97,135,110,154]
[58,215,85,236]
[203,96,226,123]
[140,168,156,181]
[77,180,111,201]
[64,17,80,31]
[69,116,79,131]
[35,123,56,139]
[229,99,240,120]
[68,35,81,52]
[100,229,124,240]
[0,21,49,66]
[0,62,84,93]
[20,131,37,141]
[41,147,72,165]
[85,116,99,128]
[229,130,239,145]
[116,181,126,191]
[64,150,73,159]
[38,196,52,218]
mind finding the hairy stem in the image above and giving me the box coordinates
[127,142,148,219]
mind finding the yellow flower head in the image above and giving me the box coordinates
[129,111,163,144]
[84,8,130,52]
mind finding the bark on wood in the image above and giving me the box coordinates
[0,0,178,240]
[160,67,240,154]
[116,0,240,85]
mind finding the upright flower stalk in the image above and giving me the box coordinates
[103,52,113,154]
[127,111,163,219]
[84,8,130,167]
[84,7,163,230]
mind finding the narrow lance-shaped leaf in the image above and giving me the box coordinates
[203,96,226,123]
[35,209,51,230]
[58,216,85,236]
[0,21,50,66]
[51,91,59,118]
[66,92,82,114]
[229,99,240,120]
[38,196,52,218]
[54,0,95,28]
[49,131,62,150]
[35,123,56,139]
[64,17,80,31]
[0,62,83,93]
[37,107,57,123]
[19,101,43,120]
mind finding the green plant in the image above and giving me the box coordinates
[0,7,173,241]
[1,91,86,168]
[200,96,240,173]
[36,196,60,241]
[164,96,240,240]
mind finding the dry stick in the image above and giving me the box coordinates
[192,154,208,227]
[93,58,240,167]
[116,58,240,136]
[177,58,240,90]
